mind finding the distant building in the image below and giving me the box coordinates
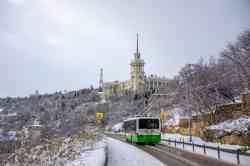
[21,119,43,145]
[104,34,169,98]
[30,90,40,97]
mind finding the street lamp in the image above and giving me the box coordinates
[188,110,192,142]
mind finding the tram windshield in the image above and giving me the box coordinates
[139,119,159,129]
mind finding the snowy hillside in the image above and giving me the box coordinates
[66,141,107,166]
[4,132,106,166]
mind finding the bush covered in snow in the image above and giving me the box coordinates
[3,132,104,166]
[202,116,250,145]
[206,116,250,133]
[111,122,123,132]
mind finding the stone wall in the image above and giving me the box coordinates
[212,103,242,124]
[241,91,250,113]
[163,100,248,142]
[211,91,250,124]
[202,129,250,145]
[167,115,211,137]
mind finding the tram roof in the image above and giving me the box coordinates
[124,116,159,122]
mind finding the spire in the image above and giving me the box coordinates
[135,33,140,59]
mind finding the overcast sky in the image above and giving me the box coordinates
[0,0,250,97]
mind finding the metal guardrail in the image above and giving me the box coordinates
[162,138,250,165]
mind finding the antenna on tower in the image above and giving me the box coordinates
[136,33,139,54]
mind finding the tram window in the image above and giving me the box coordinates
[139,119,159,129]
[124,120,136,131]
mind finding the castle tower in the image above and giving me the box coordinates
[130,33,145,95]
[99,68,104,92]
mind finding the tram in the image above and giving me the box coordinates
[123,116,161,144]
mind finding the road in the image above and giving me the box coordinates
[106,137,191,166]
[106,137,166,166]
[106,134,238,166]
[139,144,193,166]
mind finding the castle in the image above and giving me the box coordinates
[102,34,169,98]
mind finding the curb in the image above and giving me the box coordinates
[157,143,237,166]
[104,144,108,166]
[146,145,201,166]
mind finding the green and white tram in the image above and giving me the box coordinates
[123,116,161,144]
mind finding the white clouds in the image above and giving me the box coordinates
[0,0,250,97]
[38,0,79,25]
[46,35,65,47]
[7,0,25,5]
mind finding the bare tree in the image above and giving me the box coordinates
[221,30,250,90]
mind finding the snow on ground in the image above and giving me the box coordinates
[206,116,250,133]
[223,96,242,106]
[164,107,210,127]
[106,137,166,166]
[0,108,3,112]
[162,133,244,150]
[162,133,250,166]
[165,107,185,126]
[66,141,107,166]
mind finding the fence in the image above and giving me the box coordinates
[162,138,250,165]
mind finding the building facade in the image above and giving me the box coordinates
[103,34,169,98]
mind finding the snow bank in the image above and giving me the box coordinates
[164,107,184,127]
[222,96,242,106]
[206,116,250,133]
[162,133,243,150]
[66,141,107,166]
[164,107,207,126]
[111,122,123,132]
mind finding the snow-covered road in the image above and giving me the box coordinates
[106,137,166,166]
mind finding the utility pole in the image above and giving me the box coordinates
[186,64,192,142]
[187,85,192,142]
[188,108,192,142]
